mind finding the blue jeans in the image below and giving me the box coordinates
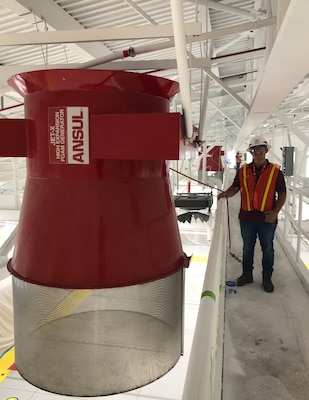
[239,220,277,277]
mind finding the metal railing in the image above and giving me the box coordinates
[276,180,309,291]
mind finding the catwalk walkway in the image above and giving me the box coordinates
[222,190,309,400]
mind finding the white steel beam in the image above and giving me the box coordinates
[0,0,112,60]
[0,22,202,46]
[203,68,250,110]
[0,46,266,74]
[198,17,276,42]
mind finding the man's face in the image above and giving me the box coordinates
[249,145,267,163]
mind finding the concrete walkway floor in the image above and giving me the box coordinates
[222,192,309,400]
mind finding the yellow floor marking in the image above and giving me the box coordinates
[42,258,208,324]
[191,255,208,263]
[42,289,93,324]
[0,347,14,383]
[306,263,309,270]
[35,257,209,325]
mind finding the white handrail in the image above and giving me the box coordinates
[182,198,228,400]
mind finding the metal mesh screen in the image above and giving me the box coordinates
[12,270,184,396]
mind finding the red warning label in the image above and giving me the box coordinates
[48,107,89,164]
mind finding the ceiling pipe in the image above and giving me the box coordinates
[82,47,136,69]
[169,0,193,139]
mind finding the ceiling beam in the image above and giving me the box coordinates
[203,68,250,110]
[234,0,309,148]
[187,0,265,19]
[0,0,112,60]
[198,17,276,42]
[0,22,202,46]
[0,47,266,76]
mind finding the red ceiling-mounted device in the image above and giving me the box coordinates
[1,69,197,396]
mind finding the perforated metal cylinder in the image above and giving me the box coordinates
[12,270,184,396]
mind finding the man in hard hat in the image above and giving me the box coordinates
[218,136,287,292]
[235,151,242,172]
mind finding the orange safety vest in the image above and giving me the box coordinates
[239,162,280,212]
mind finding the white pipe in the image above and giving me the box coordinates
[82,48,135,69]
[170,0,193,139]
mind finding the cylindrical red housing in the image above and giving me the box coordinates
[8,69,186,289]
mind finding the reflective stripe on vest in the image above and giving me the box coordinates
[260,163,277,212]
[242,164,251,211]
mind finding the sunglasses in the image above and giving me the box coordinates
[250,145,267,153]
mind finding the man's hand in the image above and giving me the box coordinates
[218,192,227,201]
[218,186,239,201]
[264,211,277,223]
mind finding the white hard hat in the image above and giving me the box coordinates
[247,136,271,151]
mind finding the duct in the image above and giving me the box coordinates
[170,0,193,139]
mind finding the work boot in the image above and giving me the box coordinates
[262,276,274,293]
[236,272,253,286]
